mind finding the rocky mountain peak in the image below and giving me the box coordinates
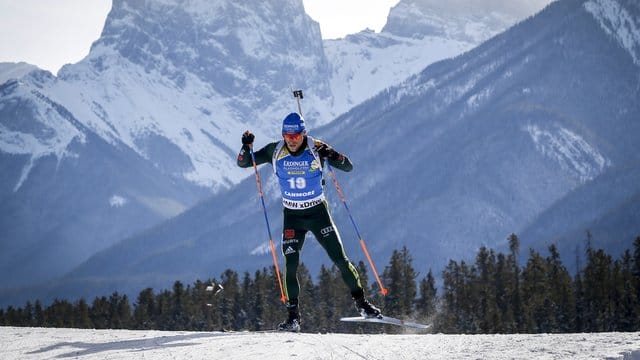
[382,0,552,42]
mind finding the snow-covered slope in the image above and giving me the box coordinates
[585,0,640,65]
[325,31,472,113]
[0,62,39,85]
[2,327,640,360]
[382,0,552,42]
[325,0,553,117]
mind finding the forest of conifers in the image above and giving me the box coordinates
[2,234,639,334]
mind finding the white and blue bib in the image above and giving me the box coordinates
[272,137,324,210]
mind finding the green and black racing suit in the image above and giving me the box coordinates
[237,136,364,301]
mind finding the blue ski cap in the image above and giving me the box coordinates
[282,112,306,135]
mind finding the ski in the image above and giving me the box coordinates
[340,315,431,330]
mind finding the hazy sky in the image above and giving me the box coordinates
[0,0,400,74]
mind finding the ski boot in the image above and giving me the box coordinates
[277,299,301,332]
[352,289,382,319]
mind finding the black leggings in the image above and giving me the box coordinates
[281,202,362,300]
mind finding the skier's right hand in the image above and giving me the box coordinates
[242,130,254,146]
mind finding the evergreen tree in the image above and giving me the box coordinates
[473,246,500,333]
[239,272,254,330]
[582,246,614,331]
[249,269,269,331]
[610,260,625,331]
[416,270,437,323]
[382,247,417,319]
[195,279,220,331]
[22,302,35,327]
[219,269,240,331]
[633,236,640,317]
[619,250,639,330]
[316,264,338,332]
[382,250,402,318]
[170,282,189,330]
[89,296,110,329]
[46,299,75,328]
[134,288,156,329]
[328,264,353,332]
[4,307,19,326]
[155,290,174,330]
[545,244,575,332]
[106,292,132,329]
[494,253,514,332]
[439,260,475,333]
[30,301,43,327]
[507,233,523,332]
[74,298,93,329]
[521,249,551,332]
[574,244,586,332]
[296,263,319,331]
[266,266,286,329]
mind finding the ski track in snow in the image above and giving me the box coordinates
[2,327,640,360]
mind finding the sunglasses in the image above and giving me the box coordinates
[283,133,303,141]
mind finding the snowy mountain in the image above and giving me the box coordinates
[0,0,330,289]
[0,0,543,300]
[382,0,551,43]
[3,326,640,359]
[0,62,38,85]
[324,0,552,119]
[8,0,638,306]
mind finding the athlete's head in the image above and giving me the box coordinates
[282,112,306,152]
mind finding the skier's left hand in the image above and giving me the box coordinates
[242,130,255,146]
[315,143,339,160]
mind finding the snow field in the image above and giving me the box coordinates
[2,326,640,360]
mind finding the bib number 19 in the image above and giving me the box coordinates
[287,177,306,189]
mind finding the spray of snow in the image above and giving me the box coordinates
[109,195,128,208]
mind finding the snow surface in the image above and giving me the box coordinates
[2,327,640,360]
[0,62,39,85]
[325,30,473,113]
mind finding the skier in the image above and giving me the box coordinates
[237,112,381,332]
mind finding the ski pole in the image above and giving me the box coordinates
[249,145,287,303]
[326,162,388,296]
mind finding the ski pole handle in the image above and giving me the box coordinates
[291,87,304,116]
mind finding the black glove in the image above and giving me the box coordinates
[315,143,339,161]
[242,131,254,146]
